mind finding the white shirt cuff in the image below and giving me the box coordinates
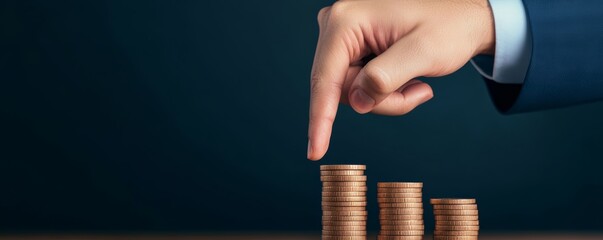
[471,0,532,84]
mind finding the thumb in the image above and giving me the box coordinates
[348,34,433,114]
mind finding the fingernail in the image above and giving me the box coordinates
[351,88,375,113]
[307,139,312,159]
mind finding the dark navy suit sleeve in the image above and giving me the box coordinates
[486,0,603,113]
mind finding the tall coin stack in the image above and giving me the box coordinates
[430,198,479,240]
[377,182,424,240]
[321,165,367,240]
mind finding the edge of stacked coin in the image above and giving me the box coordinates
[321,165,367,240]
[430,198,480,240]
[377,182,424,240]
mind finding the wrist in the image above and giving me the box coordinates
[474,0,495,55]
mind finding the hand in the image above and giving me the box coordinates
[307,0,495,160]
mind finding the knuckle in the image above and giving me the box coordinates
[327,2,351,23]
[317,7,330,23]
[363,63,391,95]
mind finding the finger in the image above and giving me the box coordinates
[348,33,433,114]
[341,66,362,105]
[308,30,350,161]
[371,79,434,116]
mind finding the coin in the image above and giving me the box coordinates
[377,188,422,193]
[323,211,367,216]
[321,176,367,182]
[321,170,365,176]
[321,165,366,170]
[433,210,478,216]
[435,225,480,231]
[380,225,425,230]
[378,230,424,236]
[322,196,367,202]
[434,230,479,236]
[322,236,367,240]
[435,215,478,221]
[323,191,367,197]
[433,204,477,210]
[380,208,424,215]
[322,230,366,236]
[433,236,478,240]
[379,215,423,220]
[435,220,479,226]
[430,198,476,205]
[377,198,422,203]
[322,186,368,192]
[322,206,366,211]
[377,182,423,188]
[323,215,368,221]
[378,220,424,225]
[377,236,424,240]
[323,182,367,187]
[322,220,367,226]
[377,192,422,198]
[322,201,367,207]
[323,225,367,231]
[378,202,423,208]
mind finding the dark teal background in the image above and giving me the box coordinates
[1,0,603,233]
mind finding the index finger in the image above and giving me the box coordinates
[308,31,349,161]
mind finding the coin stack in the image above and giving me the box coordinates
[321,165,368,240]
[377,182,424,240]
[430,198,479,240]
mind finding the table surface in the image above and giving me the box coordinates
[1,233,603,240]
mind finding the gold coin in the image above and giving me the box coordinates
[323,182,367,187]
[433,205,477,210]
[323,220,367,226]
[322,196,367,202]
[323,186,368,192]
[321,165,366,170]
[380,225,425,230]
[433,210,478,216]
[377,182,423,188]
[435,220,479,226]
[379,215,423,220]
[323,225,367,231]
[322,206,366,211]
[380,208,424,215]
[378,203,423,208]
[322,230,366,236]
[378,198,422,203]
[433,236,478,240]
[435,225,480,231]
[379,230,424,236]
[321,170,365,176]
[321,176,367,182]
[377,236,424,240]
[434,230,479,236]
[377,192,422,198]
[323,211,367,216]
[435,215,479,221]
[323,191,366,197]
[430,199,476,205]
[322,236,367,240]
[323,215,368,221]
[379,214,423,221]
[377,188,422,193]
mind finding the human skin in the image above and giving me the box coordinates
[307,0,495,160]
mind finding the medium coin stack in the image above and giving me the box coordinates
[430,198,480,240]
[377,182,424,240]
[321,165,367,240]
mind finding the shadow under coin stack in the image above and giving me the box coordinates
[377,182,424,240]
[431,198,479,240]
[321,165,367,240]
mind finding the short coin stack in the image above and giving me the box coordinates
[321,165,367,240]
[377,182,424,240]
[431,198,479,240]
